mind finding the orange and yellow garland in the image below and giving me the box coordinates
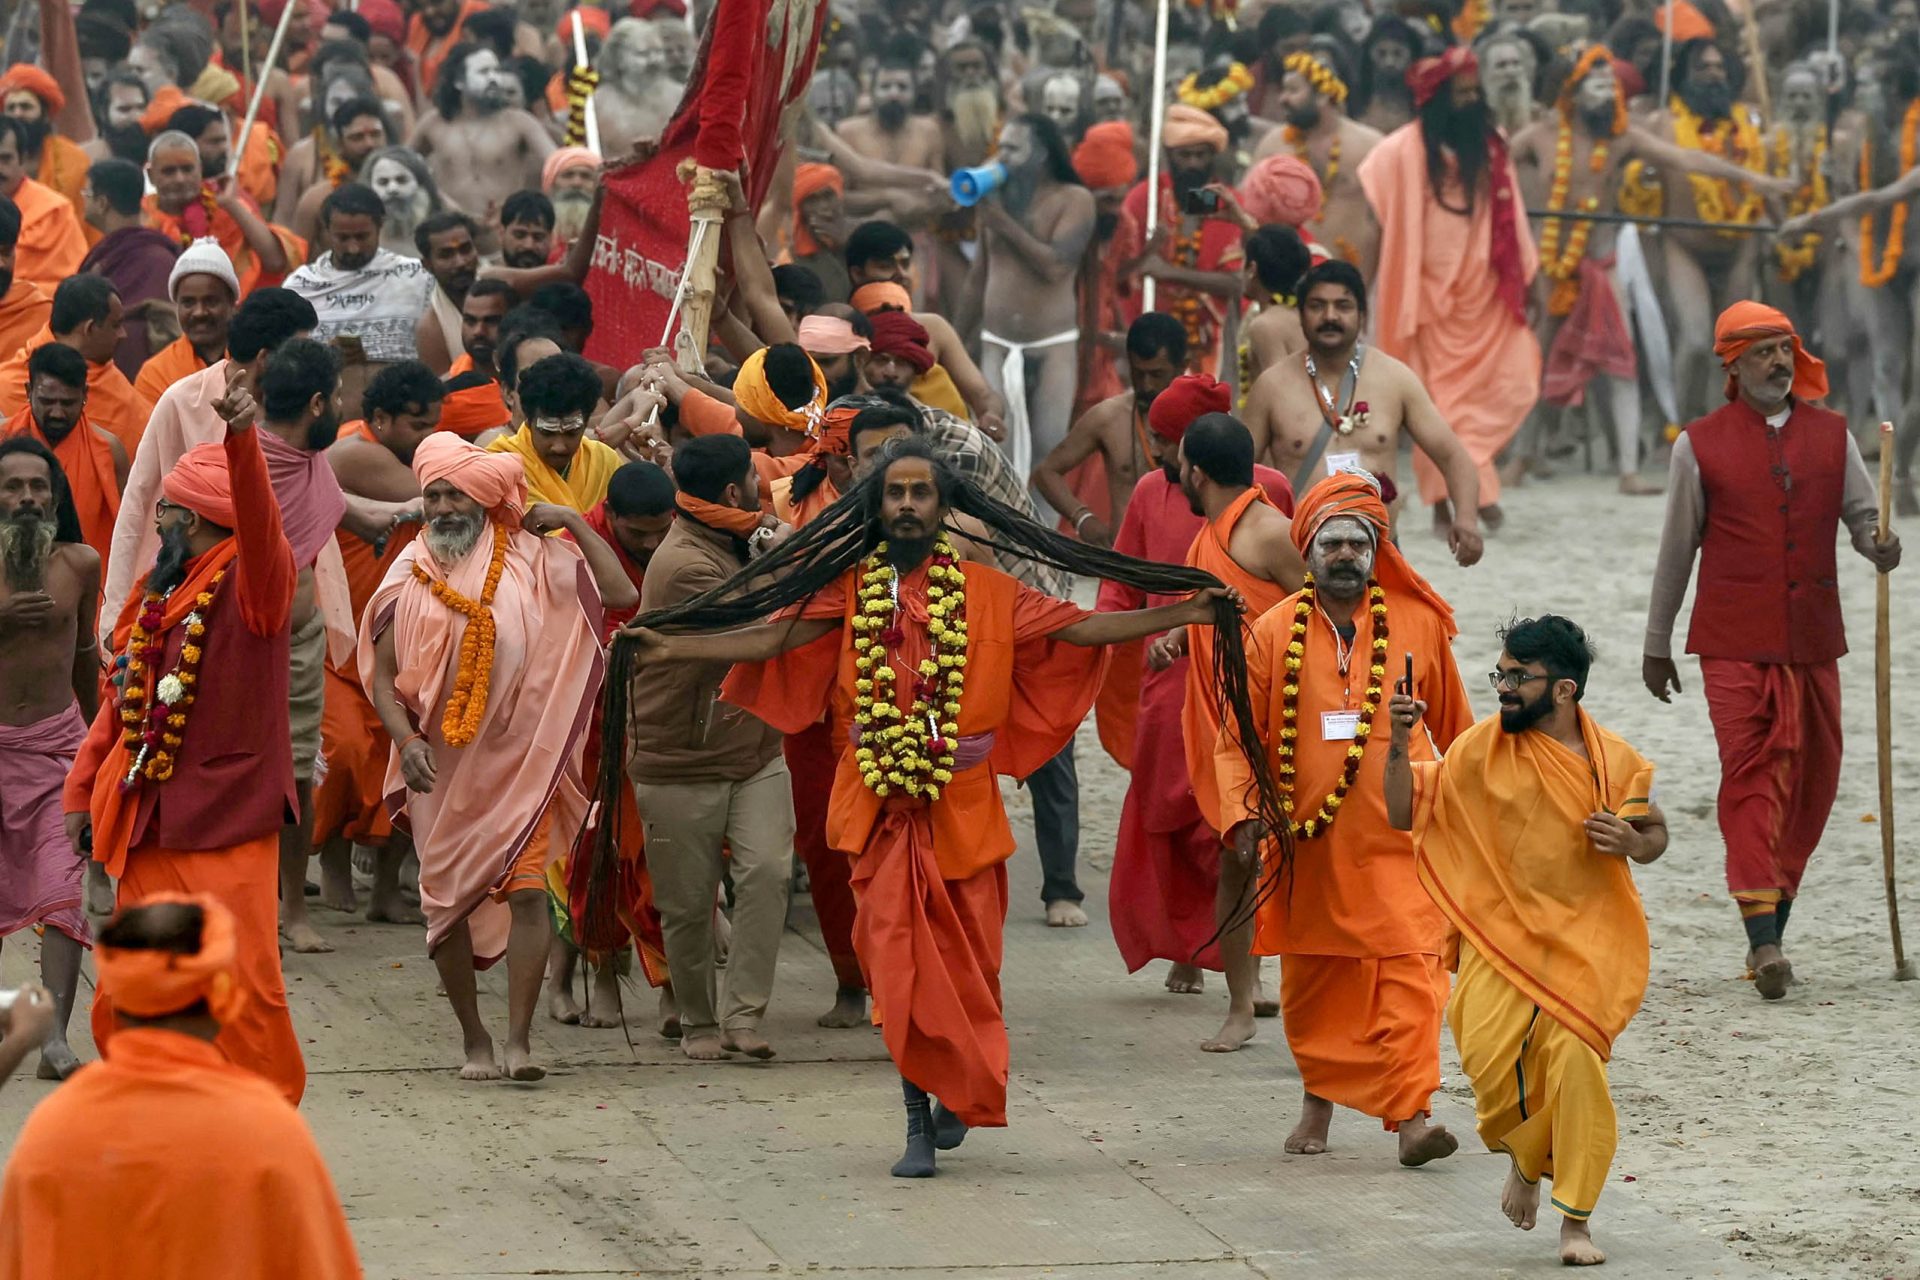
[1178,61,1254,112]
[1275,578,1387,840]
[413,519,510,748]
[1284,124,1341,188]
[1669,96,1767,233]
[1774,126,1829,283]
[1537,115,1611,317]
[1858,99,1920,289]
[851,535,967,800]
[118,569,228,790]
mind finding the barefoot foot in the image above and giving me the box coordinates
[817,986,870,1028]
[502,1042,546,1082]
[720,1029,776,1060]
[1559,1217,1606,1266]
[1165,963,1205,994]
[317,846,358,912]
[1502,1164,1540,1230]
[1618,473,1664,496]
[35,1041,82,1081]
[579,967,625,1028]
[459,1037,501,1082]
[657,986,682,1040]
[680,1032,731,1061]
[1045,899,1088,928]
[1284,1092,1332,1154]
[365,892,425,925]
[1253,995,1279,1018]
[282,921,333,954]
[1397,1116,1459,1166]
[1201,1006,1256,1052]
[546,986,582,1025]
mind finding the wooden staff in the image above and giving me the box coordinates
[1142,0,1170,312]
[238,0,252,94]
[228,0,301,180]
[1875,421,1916,980]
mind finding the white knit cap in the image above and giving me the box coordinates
[168,236,241,303]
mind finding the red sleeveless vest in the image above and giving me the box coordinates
[1684,399,1848,665]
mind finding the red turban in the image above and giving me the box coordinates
[1239,154,1323,228]
[97,893,245,1023]
[1073,122,1138,189]
[791,163,845,258]
[0,64,64,115]
[1146,373,1230,441]
[1290,472,1454,628]
[867,310,936,374]
[1408,46,1476,109]
[353,0,407,45]
[412,432,529,519]
[851,282,913,314]
[1712,301,1829,402]
[162,442,238,527]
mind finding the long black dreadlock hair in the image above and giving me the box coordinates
[577,438,1296,951]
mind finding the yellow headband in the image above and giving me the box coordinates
[1283,52,1349,106]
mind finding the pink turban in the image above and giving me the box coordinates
[542,145,599,193]
[1161,103,1229,153]
[1239,154,1323,228]
[162,443,239,527]
[413,433,528,520]
[797,315,870,355]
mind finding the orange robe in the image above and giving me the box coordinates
[1,405,120,570]
[7,177,87,293]
[0,1029,363,1280]
[140,193,305,297]
[0,280,50,357]
[1214,583,1472,1129]
[1182,487,1294,833]
[437,353,512,438]
[408,0,486,94]
[725,562,1105,1126]
[134,335,211,409]
[33,133,94,236]
[0,326,153,453]
[1357,125,1541,508]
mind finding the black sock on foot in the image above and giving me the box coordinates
[931,1099,969,1151]
[1774,896,1794,943]
[891,1078,937,1178]
[1742,909,1781,952]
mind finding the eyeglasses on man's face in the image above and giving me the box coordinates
[1487,669,1551,692]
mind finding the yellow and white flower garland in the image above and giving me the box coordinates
[1275,576,1387,839]
[851,535,967,800]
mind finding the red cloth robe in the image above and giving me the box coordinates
[1109,178,1245,375]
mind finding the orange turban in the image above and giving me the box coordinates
[851,282,913,314]
[1654,0,1715,41]
[412,432,529,519]
[1408,45,1476,109]
[0,64,64,115]
[97,893,245,1024]
[735,346,828,436]
[812,404,859,458]
[1161,103,1229,153]
[1712,301,1829,402]
[162,442,238,527]
[1073,121,1138,189]
[1558,44,1626,136]
[1290,471,1455,630]
[1146,373,1230,440]
[560,5,611,41]
[791,163,845,258]
[1239,153,1323,227]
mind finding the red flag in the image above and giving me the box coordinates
[583,0,827,364]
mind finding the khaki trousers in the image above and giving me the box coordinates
[634,755,794,1036]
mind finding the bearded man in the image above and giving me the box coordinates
[407,0,487,99]
[591,19,683,161]
[1,64,93,229]
[0,435,100,1081]
[2,343,126,569]
[362,433,636,1081]
[929,39,1004,314]
[838,46,947,175]
[141,130,298,297]
[364,146,446,264]
[967,114,1095,502]
[0,117,87,295]
[1357,47,1539,536]
[409,43,554,252]
[1250,46,1383,270]
[1478,30,1540,134]
[1354,16,1421,135]
[0,274,148,455]
[1070,121,1139,420]
[542,149,598,252]
[412,209,483,375]
[281,97,392,249]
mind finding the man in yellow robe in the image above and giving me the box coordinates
[1387,614,1667,1268]
[485,352,619,509]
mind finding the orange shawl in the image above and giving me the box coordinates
[0,280,50,357]
[1,405,119,569]
[134,335,212,409]
[436,353,513,438]
[140,195,305,296]
[8,177,87,292]
[0,326,155,452]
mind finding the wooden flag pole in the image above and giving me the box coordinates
[1141,0,1170,312]
[1875,421,1916,980]
[229,0,301,180]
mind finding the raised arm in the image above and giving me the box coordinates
[213,177,291,277]
[1626,125,1795,198]
[212,374,296,636]
[523,502,639,610]
[38,0,95,142]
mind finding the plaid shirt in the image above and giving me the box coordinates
[917,402,1072,599]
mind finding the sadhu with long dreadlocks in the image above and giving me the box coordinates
[600,437,1292,1178]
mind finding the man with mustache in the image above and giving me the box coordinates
[0,434,100,1081]
[1216,470,1472,1165]
[1643,303,1900,999]
[590,18,683,161]
[0,116,88,296]
[409,43,554,256]
[837,45,948,177]
[847,226,1006,433]
[1244,262,1482,561]
[363,432,636,1082]
[412,210,482,376]
[140,130,298,299]
[281,97,393,251]
[1477,30,1540,135]
[133,238,239,409]
[86,72,153,168]
[1,342,126,571]
[0,274,147,456]
[1387,615,1666,1267]
[1357,47,1538,538]
[1249,45,1383,271]
[1095,385,1293,1034]
[1,63,94,232]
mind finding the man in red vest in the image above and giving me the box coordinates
[1643,302,1901,999]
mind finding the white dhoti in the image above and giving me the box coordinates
[980,327,1080,487]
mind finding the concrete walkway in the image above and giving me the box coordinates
[2,798,1765,1279]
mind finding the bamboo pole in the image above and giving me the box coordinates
[238,0,252,96]
[1142,0,1170,312]
[570,11,602,157]
[1875,421,1916,980]
[1657,0,1676,109]
[228,0,301,180]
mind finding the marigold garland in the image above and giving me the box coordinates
[851,535,967,800]
[1178,62,1254,112]
[1282,51,1347,105]
[1274,576,1388,840]
[1618,158,1663,218]
[1773,126,1828,283]
[117,568,228,790]
[1284,124,1341,188]
[1858,100,1920,289]
[413,519,510,748]
[1670,97,1766,234]
[1538,117,1607,317]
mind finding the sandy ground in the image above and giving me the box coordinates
[0,472,1915,1277]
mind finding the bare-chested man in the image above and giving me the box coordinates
[837,44,947,177]
[1355,17,1420,136]
[592,19,683,161]
[365,147,446,262]
[929,39,1004,314]
[0,437,99,1080]
[1243,260,1483,567]
[1477,29,1540,136]
[410,43,553,251]
[1250,45,1383,270]
[1033,311,1187,544]
[1238,225,1312,389]
[967,114,1096,511]
[1510,48,1792,493]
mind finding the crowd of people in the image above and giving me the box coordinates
[0,0,1912,1272]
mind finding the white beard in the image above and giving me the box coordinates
[422,513,486,567]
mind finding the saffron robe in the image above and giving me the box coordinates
[0,325,153,452]
[438,353,512,438]
[7,177,87,293]
[1,405,120,569]
[0,280,50,359]
[140,193,305,297]
[486,424,621,511]
[1214,583,1472,1127]
[0,1028,363,1279]
[133,335,211,409]
[725,561,1105,1126]
[1357,125,1540,507]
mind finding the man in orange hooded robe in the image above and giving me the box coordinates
[0,120,86,294]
